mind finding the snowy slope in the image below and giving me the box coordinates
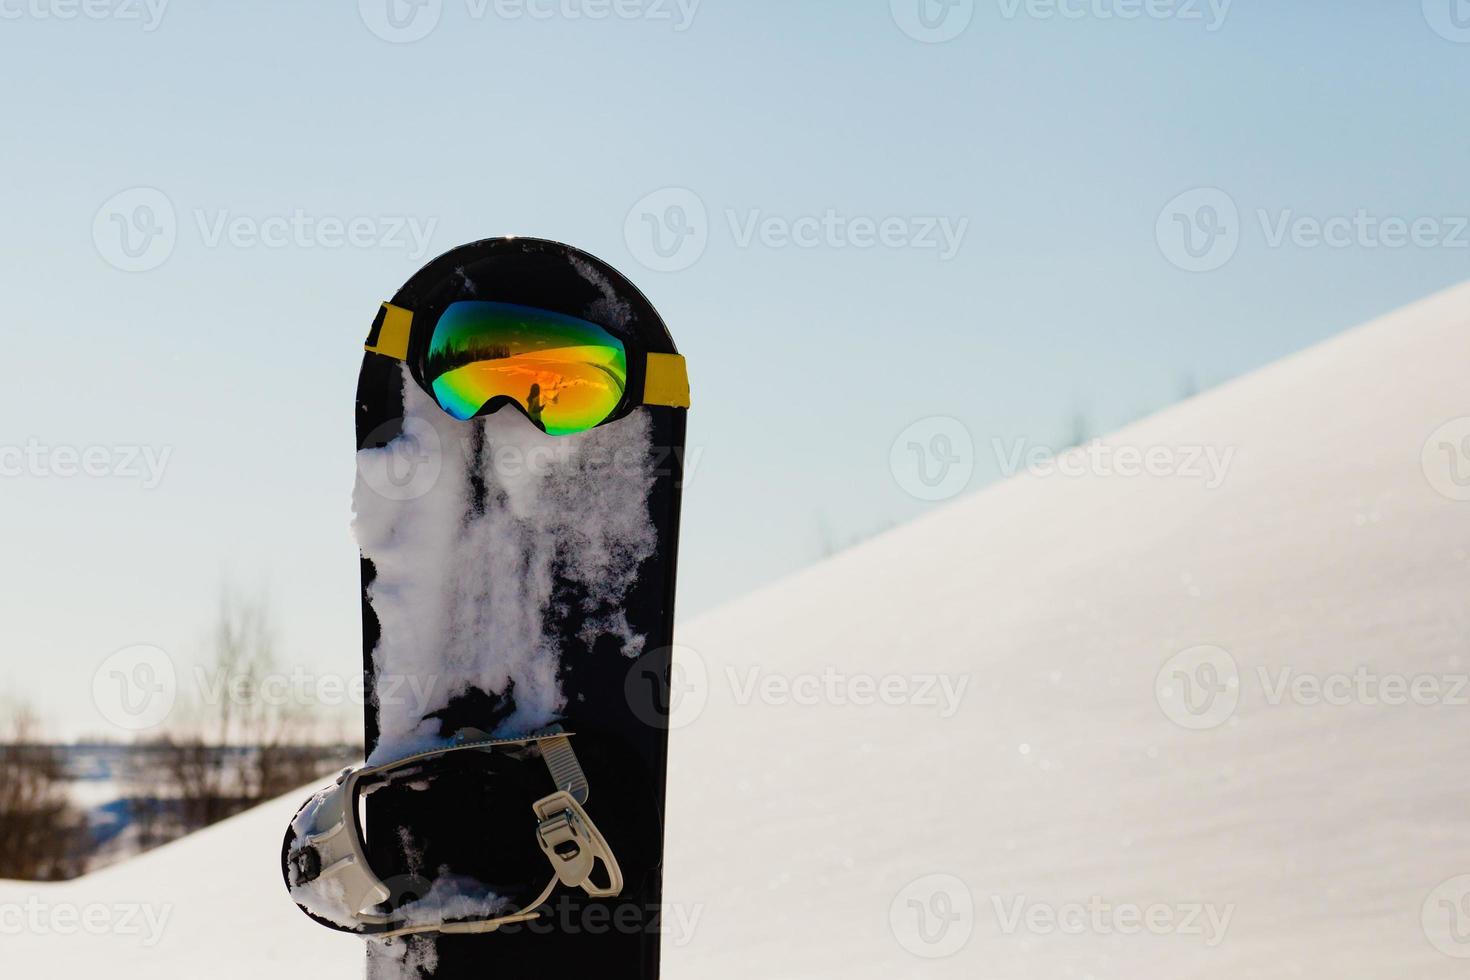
[7,281,1470,978]
[0,789,361,976]
[660,281,1470,979]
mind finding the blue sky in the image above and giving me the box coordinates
[4,0,1470,736]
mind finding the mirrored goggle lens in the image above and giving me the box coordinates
[424,301,628,435]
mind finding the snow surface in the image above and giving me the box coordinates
[7,282,1470,977]
[0,789,357,975]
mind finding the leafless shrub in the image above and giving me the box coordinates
[0,708,88,880]
[155,588,357,833]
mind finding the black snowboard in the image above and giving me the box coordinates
[353,239,686,979]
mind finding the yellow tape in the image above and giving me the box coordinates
[643,353,690,408]
[365,303,414,361]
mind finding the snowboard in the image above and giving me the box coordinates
[351,239,688,979]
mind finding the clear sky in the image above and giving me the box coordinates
[4,0,1470,737]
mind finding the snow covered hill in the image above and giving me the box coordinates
[7,281,1470,978]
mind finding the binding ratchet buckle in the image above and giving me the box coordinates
[535,793,622,898]
[283,728,623,940]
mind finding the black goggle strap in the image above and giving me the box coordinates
[363,302,690,410]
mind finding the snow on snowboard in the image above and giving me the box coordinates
[282,238,690,979]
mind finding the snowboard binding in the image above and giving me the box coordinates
[282,728,623,940]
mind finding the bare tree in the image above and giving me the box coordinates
[0,707,87,880]
[157,587,357,833]
[156,589,272,830]
[122,741,171,850]
[251,705,347,803]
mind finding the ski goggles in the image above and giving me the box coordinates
[283,728,622,939]
[365,300,689,434]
